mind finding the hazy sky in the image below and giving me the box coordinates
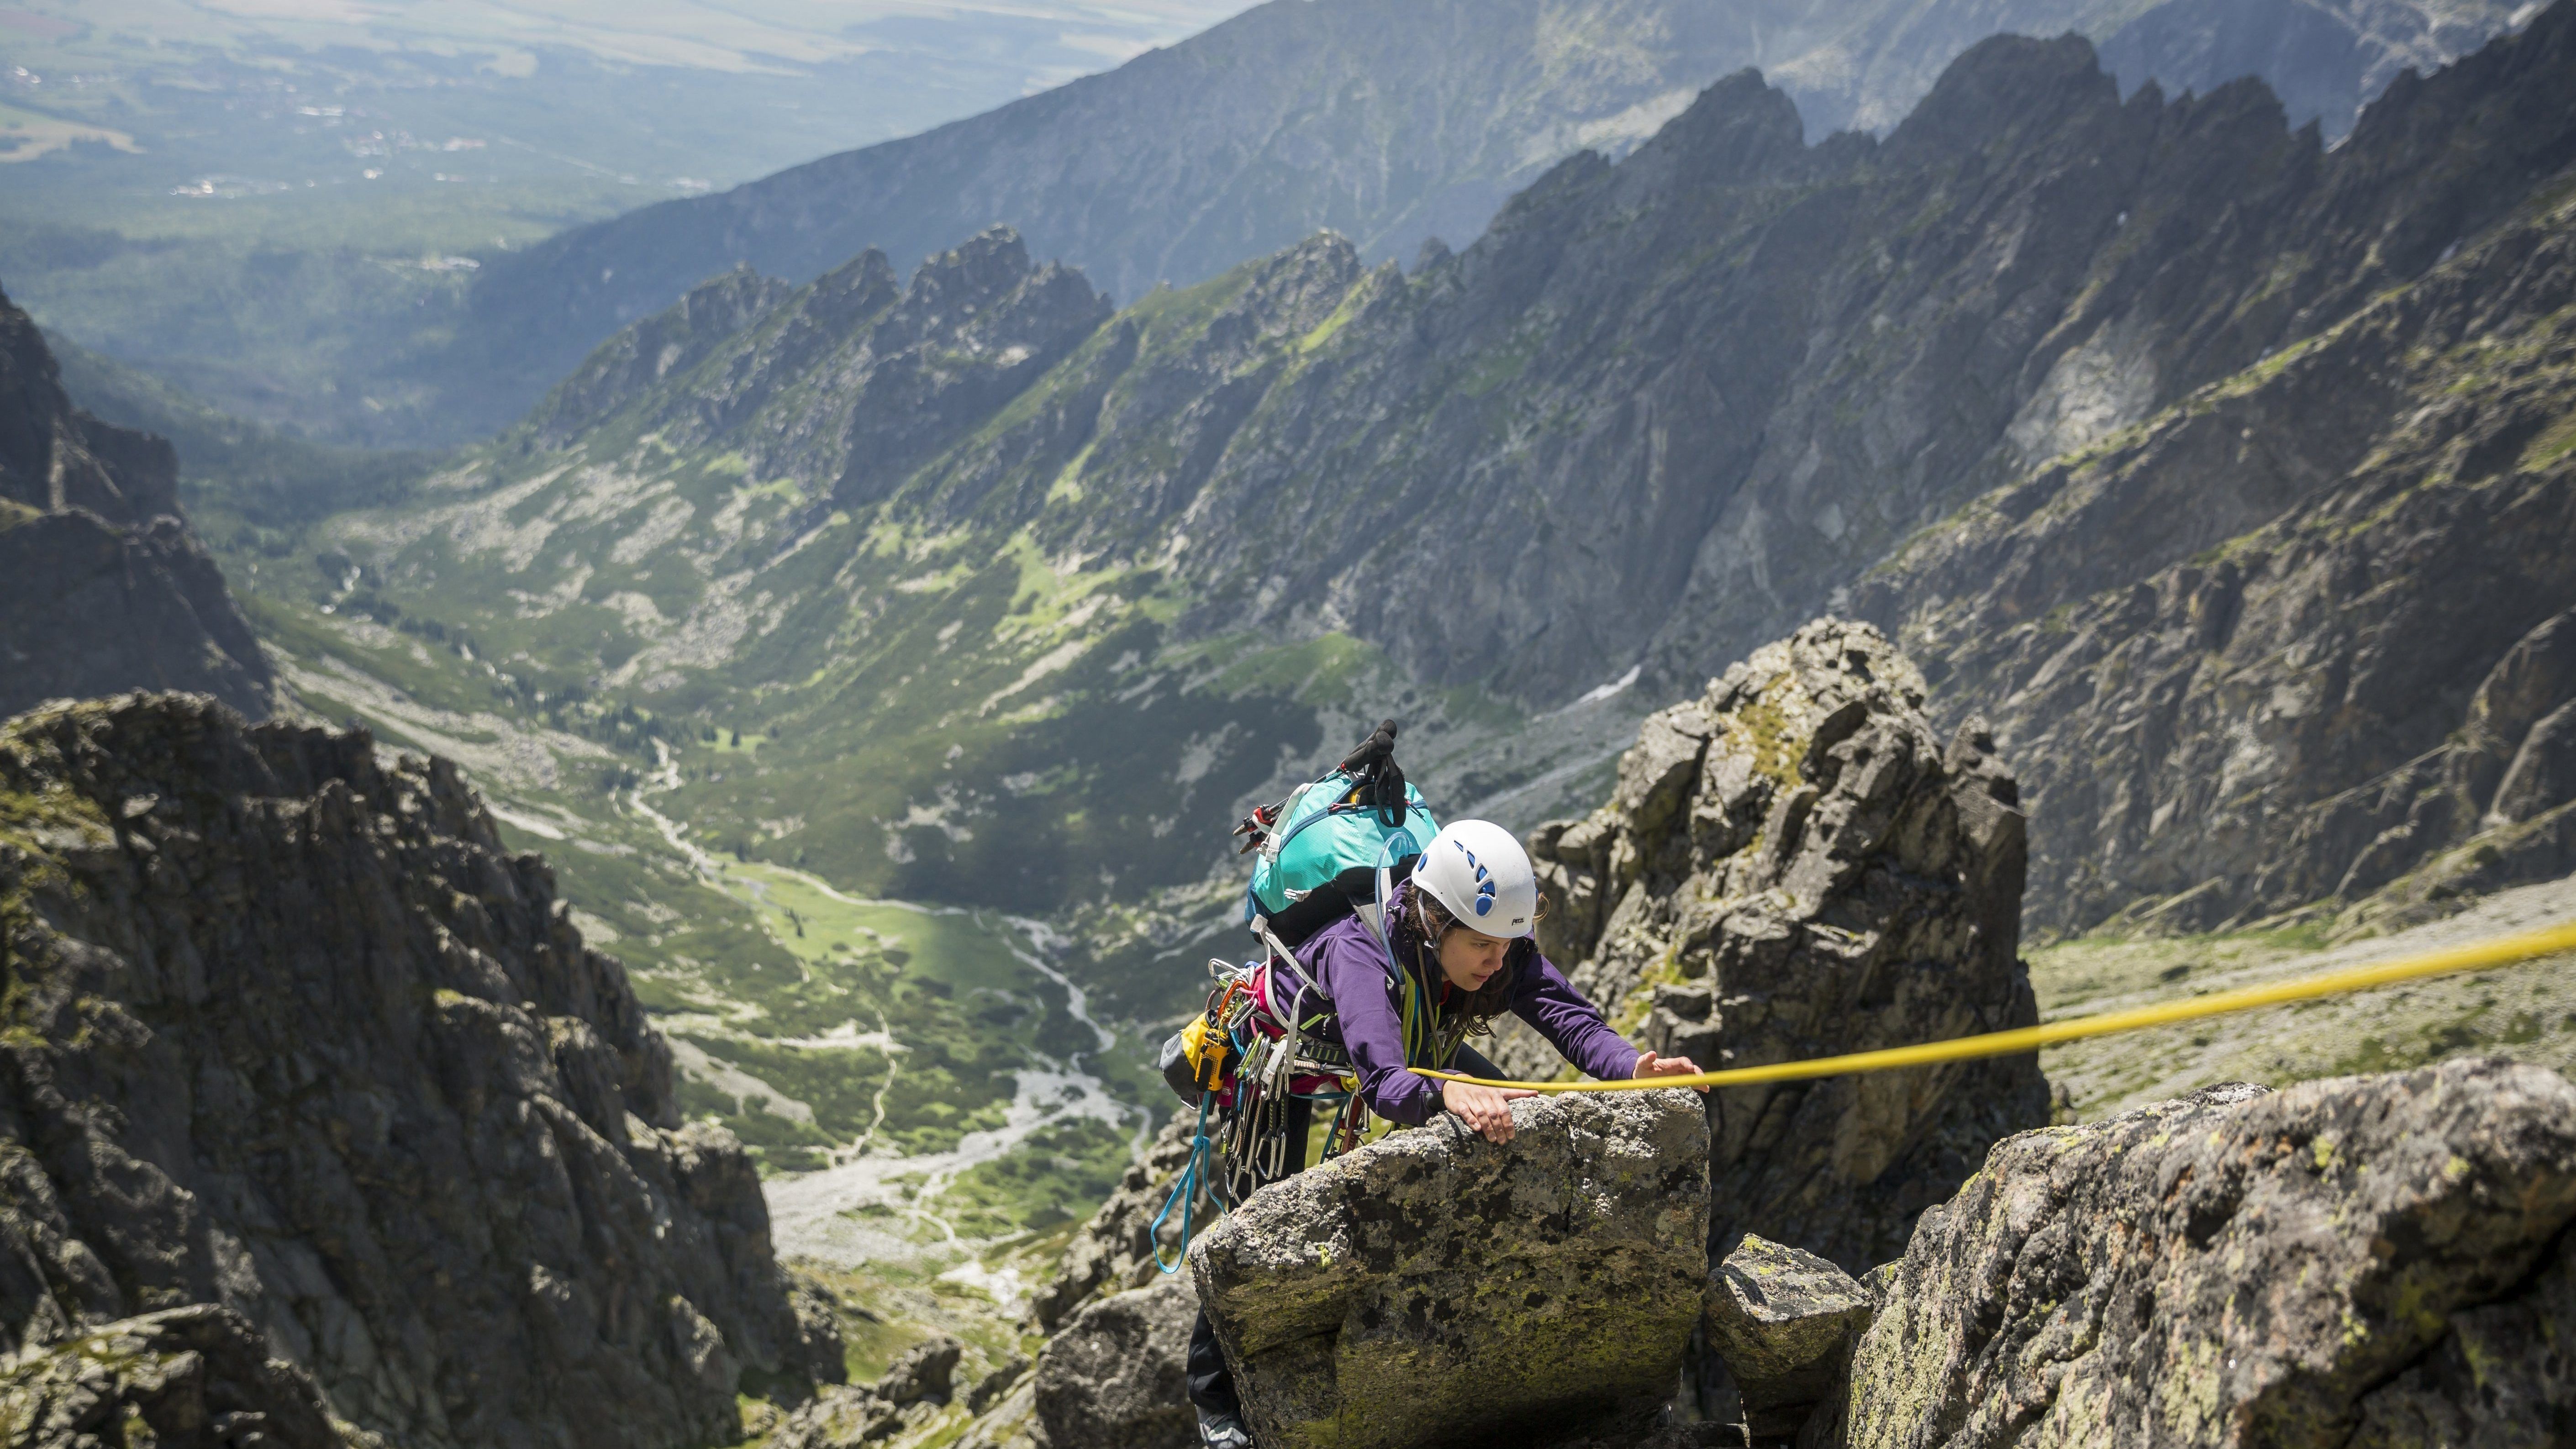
[11,1,1269,80]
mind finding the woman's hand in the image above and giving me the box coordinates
[1442,1079,1538,1143]
[1634,1051,1709,1093]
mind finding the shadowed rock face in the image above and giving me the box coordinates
[1190,1091,1707,1449]
[0,291,269,722]
[0,695,839,1449]
[1516,619,2048,1276]
[1814,1061,2576,1449]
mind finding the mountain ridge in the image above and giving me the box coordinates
[439,0,2529,446]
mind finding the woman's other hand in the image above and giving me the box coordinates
[1634,1051,1709,1093]
[1442,1079,1538,1143]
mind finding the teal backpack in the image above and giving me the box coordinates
[1237,720,1437,924]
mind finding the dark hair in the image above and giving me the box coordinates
[1405,886,1545,1026]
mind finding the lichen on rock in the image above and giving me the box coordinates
[1816,1059,2576,1449]
[1517,618,2049,1274]
[0,1303,375,1449]
[1702,1234,1874,1437]
[1190,1091,1708,1449]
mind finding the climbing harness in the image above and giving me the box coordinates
[1413,920,2576,1094]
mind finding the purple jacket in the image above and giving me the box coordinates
[1285,885,1640,1126]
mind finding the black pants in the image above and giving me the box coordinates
[1185,1046,1505,1420]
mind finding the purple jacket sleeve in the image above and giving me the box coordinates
[1305,926,1450,1127]
[1506,948,1642,1084]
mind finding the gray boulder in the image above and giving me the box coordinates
[1519,618,2049,1274]
[1702,1236,1874,1436]
[1190,1091,1708,1449]
[875,1335,962,1406]
[768,1386,903,1449]
[1033,1277,1199,1449]
[0,1304,372,1449]
[1817,1059,2576,1448]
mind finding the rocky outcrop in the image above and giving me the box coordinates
[1856,100,2576,937]
[525,265,794,448]
[0,1304,372,1449]
[1032,1279,1198,1449]
[1813,1060,2576,1449]
[2095,0,2521,139]
[769,1334,963,1448]
[1190,1091,1707,1449]
[1517,620,2048,1275]
[512,227,1112,511]
[0,695,839,1449]
[1702,1236,1874,1438]
[0,290,269,722]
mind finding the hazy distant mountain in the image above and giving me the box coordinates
[447,0,2526,443]
[2097,0,2539,138]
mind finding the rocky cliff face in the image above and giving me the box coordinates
[1853,47,2576,936]
[1513,620,2048,1275]
[0,293,269,722]
[0,694,839,1448]
[516,227,1116,513]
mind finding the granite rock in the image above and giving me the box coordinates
[1818,1061,2576,1449]
[0,694,840,1449]
[1190,1091,1708,1449]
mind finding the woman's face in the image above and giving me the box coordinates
[1434,924,1512,992]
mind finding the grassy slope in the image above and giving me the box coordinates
[2032,874,2576,1119]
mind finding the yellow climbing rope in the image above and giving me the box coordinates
[1411,920,2576,1094]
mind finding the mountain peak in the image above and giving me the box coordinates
[1888,32,2119,157]
[906,225,1041,314]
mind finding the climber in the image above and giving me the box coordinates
[1187,818,1704,1448]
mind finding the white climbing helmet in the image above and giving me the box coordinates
[1411,819,1539,938]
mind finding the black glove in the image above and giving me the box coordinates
[1336,719,1406,828]
[1337,718,1399,777]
